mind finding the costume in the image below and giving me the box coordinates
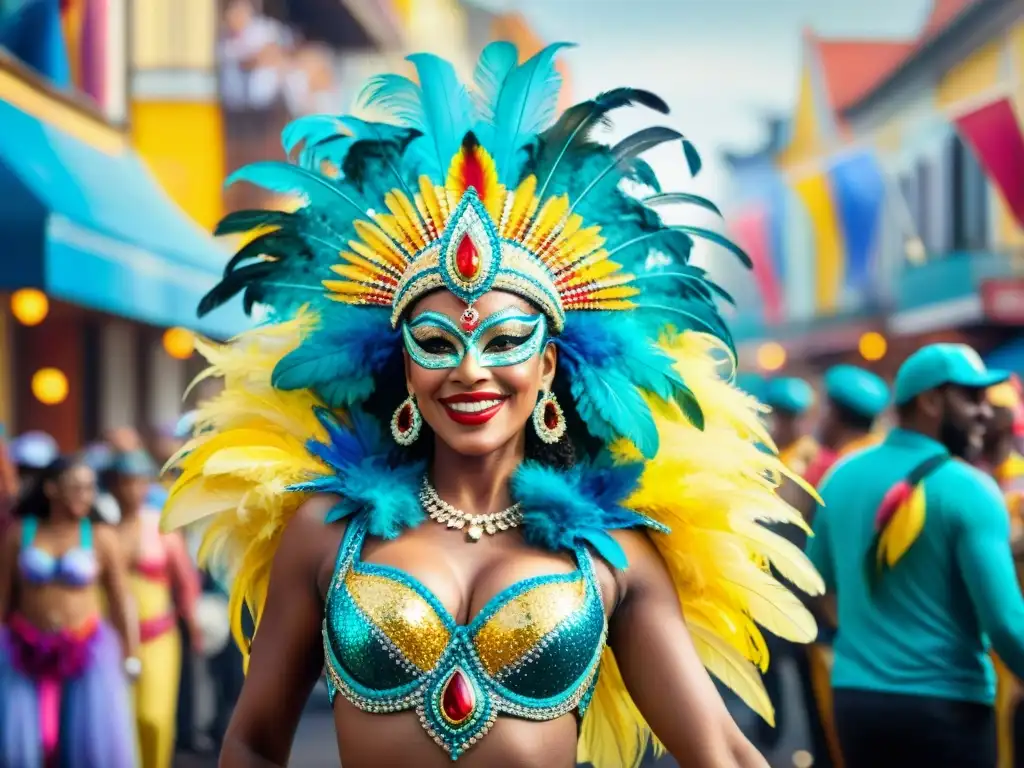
[163,42,821,766]
[0,518,136,767]
[113,450,200,768]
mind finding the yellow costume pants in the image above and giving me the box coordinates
[131,577,181,768]
[995,653,1021,768]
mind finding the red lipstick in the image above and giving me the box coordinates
[438,392,508,426]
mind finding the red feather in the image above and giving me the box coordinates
[875,480,912,531]
[459,134,486,201]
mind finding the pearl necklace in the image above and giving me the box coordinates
[420,478,523,542]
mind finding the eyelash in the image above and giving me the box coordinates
[485,335,528,352]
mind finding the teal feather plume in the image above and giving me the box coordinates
[471,41,518,130]
[489,42,574,184]
[405,53,474,173]
[357,73,426,131]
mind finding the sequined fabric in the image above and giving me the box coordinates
[323,514,607,760]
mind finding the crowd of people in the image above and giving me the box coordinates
[0,421,242,768]
[747,346,1024,768]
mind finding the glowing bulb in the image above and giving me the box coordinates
[756,342,786,372]
[858,331,888,362]
[31,367,68,405]
[10,288,49,326]
[162,327,195,360]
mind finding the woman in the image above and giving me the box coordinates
[163,43,822,768]
[108,449,201,768]
[0,455,138,767]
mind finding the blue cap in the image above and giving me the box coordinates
[893,343,1009,406]
[763,377,815,415]
[824,365,890,420]
[81,442,114,473]
[109,449,158,478]
[734,373,766,400]
[10,431,58,469]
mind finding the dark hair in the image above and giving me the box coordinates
[832,401,875,433]
[11,455,86,520]
[363,344,596,471]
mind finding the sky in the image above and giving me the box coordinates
[468,0,934,205]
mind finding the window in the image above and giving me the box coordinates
[950,135,989,251]
[131,0,217,70]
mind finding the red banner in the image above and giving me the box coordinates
[730,207,782,323]
[954,97,1024,227]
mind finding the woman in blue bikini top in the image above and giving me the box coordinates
[163,41,822,768]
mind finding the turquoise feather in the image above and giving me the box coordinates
[471,41,518,129]
[489,42,574,184]
[406,53,475,172]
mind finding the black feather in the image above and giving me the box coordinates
[566,126,684,217]
[534,87,669,200]
[214,209,293,237]
[198,261,280,317]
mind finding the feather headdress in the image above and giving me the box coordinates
[165,42,821,768]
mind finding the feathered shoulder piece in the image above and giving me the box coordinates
[164,41,823,768]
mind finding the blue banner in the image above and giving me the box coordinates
[828,150,885,293]
[0,0,70,87]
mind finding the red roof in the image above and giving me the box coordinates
[812,0,983,116]
[815,39,916,112]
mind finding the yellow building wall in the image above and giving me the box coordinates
[129,102,225,233]
[936,37,1006,110]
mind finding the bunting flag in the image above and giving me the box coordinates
[0,0,70,87]
[954,96,1024,227]
[793,172,846,314]
[827,150,885,294]
[730,206,783,323]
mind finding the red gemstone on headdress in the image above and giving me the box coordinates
[460,307,480,332]
[397,404,412,433]
[441,669,475,724]
[544,402,560,430]
[455,234,481,280]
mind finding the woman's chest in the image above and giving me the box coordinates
[319,521,615,760]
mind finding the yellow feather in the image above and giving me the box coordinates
[880,484,927,567]
[384,191,427,250]
[503,175,537,239]
[524,194,568,250]
[352,220,408,269]
[417,177,445,235]
[578,330,819,768]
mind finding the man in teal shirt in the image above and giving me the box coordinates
[807,343,1024,768]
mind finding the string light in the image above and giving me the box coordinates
[756,342,787,372]
[10,289,49,326]
[31,368,68,405]
[162,327,195,360]
[858,331,888,362]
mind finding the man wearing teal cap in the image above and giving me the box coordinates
[806,343,1024,767]
[804,365,890,488]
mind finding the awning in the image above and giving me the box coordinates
[0,62,248,339]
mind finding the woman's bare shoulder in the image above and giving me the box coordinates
[280,494,349,592]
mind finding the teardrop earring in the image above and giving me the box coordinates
[531,390,566,444]
[391,395,422,446]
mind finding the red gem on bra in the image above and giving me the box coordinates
[440,668,475,725]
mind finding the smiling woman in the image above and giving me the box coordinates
[162,41,821,768]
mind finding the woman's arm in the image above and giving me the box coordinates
[220,497,335,768]
[609,529,770,768]
[164,529,202,651]
[95,524,139,660]
[0,523,20,621]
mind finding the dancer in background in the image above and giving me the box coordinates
[979,375,1024,768]
[108,449,201,768]
[763,377,818,476]
[809,344,1024,768]
[0,455,138,767]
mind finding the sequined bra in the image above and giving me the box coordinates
[19,517,98,587]
[322,513,607,759]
